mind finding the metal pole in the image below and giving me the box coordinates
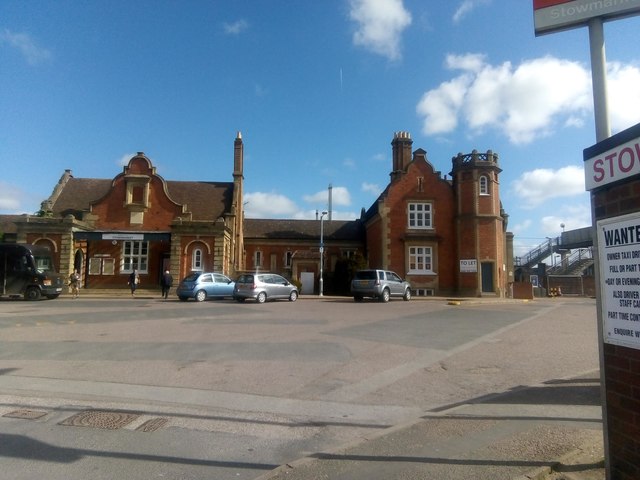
[588,17,612,479]
[319,211,327,297]
[588,18,611,142]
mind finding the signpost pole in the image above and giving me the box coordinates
[588,17,611,142]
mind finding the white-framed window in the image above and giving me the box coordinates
[408,246,433,274]
[192,248,203,271]
[414,288,434,297]
[254,250,262,268]
[479,175,489,195]
[122,241,148,273]
[408,202,432,229]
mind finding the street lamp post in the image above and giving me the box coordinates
[319,211,327,297]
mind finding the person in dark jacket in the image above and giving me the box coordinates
[160,270,173,299]
[128,269,140,297]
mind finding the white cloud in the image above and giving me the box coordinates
[539,202,591,236]
[452,0,491,24]
[0,182,41,214]
[304,186,351,206]
[117,153,137,167]
[223,20,249,35]
[0,29,52,65]
[343,158,356,169]
[418,54,595,144]
[0,183,22,212]
[244,192,299,218]
[607,61,640,132]
[511,165,586,209]
[361,182,381,195]
[349,0,412,61]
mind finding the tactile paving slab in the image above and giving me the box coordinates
[59,410,139,430]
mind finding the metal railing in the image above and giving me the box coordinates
[515,237,558,268]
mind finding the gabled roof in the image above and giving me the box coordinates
[244,218,365,242]
[49,177,234,222]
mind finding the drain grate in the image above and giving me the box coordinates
[59,410,139,430]
[136,417,169,432]
[3,409,48,420]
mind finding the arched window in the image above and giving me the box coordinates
[479,175,490,195]
[192,248,203,271]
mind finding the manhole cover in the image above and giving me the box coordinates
[3,409,47,420]
[59,410,139,430]
[136,417,169,432]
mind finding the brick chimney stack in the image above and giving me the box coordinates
[391,131,413,181]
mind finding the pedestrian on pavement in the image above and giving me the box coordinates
[128,269,140,297]
[69,270,80,299]
[160,270,173,299]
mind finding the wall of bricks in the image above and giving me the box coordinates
[593,177,640,480]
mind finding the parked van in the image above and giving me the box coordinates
[0,243,65,300]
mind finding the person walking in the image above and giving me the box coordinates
[128,269,140,297]
[160,270,173,299]
[69,270,80,299]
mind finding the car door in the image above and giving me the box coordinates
[213,273,234,297]
[269,274,289,299]
[199,273,214,296]
[386,271,403,296]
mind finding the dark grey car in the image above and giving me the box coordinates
[233,273,299,303]
[351,269,411,302]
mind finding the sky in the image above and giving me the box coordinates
[1,0,640,257]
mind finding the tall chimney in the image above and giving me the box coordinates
[234,131,243,177]
[391,131,413,181]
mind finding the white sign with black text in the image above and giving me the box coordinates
[460,259,477,273]
[598,212,640,350]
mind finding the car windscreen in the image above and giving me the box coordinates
[33,254,56,273]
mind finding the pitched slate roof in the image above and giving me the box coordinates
[49,177,234,222]
[244,218,365,242]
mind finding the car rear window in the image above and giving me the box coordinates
[237,274,254,283]
[354,270,377,280]
[183,273,200,282]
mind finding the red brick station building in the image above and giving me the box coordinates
[1,132,514,297]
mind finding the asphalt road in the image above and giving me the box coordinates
[0,295,600,479]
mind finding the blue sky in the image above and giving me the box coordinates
[2,0,640,256]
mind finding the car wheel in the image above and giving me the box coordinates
[25,287,41,301]
[195,290,207,302]
[256,291,267,303]
[289,290,298,302]
[403,288,411,301]
[354,295,363,302]
[178,296,189,301]
[379,289,390,303]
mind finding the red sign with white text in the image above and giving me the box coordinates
[533,0,572,10]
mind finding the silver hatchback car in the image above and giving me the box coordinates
[233,273,299,303]
[351,269,411,302]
